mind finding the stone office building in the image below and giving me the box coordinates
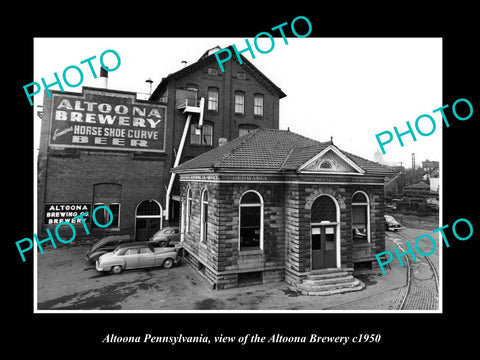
[37,46,286,242]
[173,129,393,292]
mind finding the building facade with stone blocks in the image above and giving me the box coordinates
[173,129,393,289]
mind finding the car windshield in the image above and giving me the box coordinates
[113,246,124,255]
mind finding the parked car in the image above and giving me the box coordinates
[95,242,180,274]
[384,215,402,231]
[85,235,132,263]
[149,226,181,247]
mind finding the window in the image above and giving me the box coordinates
[135,200,162,241]
[125,249,138,256]
[139,247,152,254]
[207,87,219,111]
[239,191,263,251]
[200,189,209,243]
[320,161,332,169]
[352,192,370,242]
[235,91,245,115]
[136,200,161,216]
[186,83,198,91]
[190,123,213,146]
[254,94,264,116]
[208,68,218,75]
[237,72,246,80]
[238,124,258,137]
[93,203,120,229]
[186,188,192,233]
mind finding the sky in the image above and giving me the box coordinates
[33,37,442,168]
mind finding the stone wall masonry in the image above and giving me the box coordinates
[180,179,286,288]
[180,176,386,288]
[285,182,386,282]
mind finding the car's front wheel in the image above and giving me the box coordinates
[111,265,123,274]
[163,258,174,269]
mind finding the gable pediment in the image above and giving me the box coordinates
[298,146,365,174]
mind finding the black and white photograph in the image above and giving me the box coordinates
[7,6,478,355]
[32,36,443,313]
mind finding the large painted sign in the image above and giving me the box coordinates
[49,92,166,152]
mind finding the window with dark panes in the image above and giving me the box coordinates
[190,123,213,146]
[136,200,161,216]
[93,203,120,229]
[239,191,263,250]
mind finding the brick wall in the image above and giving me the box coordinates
[170,57,281,161]
[38,149,166,240]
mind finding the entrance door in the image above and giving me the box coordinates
[310,195,338,269]
[311,225,336,269]
[135,217,161,242]
[135,200,163,241]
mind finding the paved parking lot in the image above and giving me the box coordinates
[36,237,412,311]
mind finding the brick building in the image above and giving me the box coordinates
[37,46,285,241]
[148,46,286,223]
[173,129,393,291]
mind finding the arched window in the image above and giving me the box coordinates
[135,199,162,241]
[310,195,339,269]
[239,190,264,251]
[352,191,370,242]
[320,161,332,169]
[186,187,192,233]
[200,189,209,243]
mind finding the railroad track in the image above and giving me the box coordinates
[389,230,439,311]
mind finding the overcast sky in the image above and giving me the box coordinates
[34,37,442,168]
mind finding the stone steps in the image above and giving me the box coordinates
[302,275,354,286]
[295,268,365,296]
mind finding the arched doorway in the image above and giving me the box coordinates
[310,195,340,269]
[135,200,163,241]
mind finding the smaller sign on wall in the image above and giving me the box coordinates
[44,203,92,225]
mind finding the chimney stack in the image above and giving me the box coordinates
[99,66,108,89]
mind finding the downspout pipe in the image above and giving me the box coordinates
[165,97,205,221]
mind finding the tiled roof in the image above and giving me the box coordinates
[173,128,394,176]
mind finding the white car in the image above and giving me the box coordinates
[96,242,180,274]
